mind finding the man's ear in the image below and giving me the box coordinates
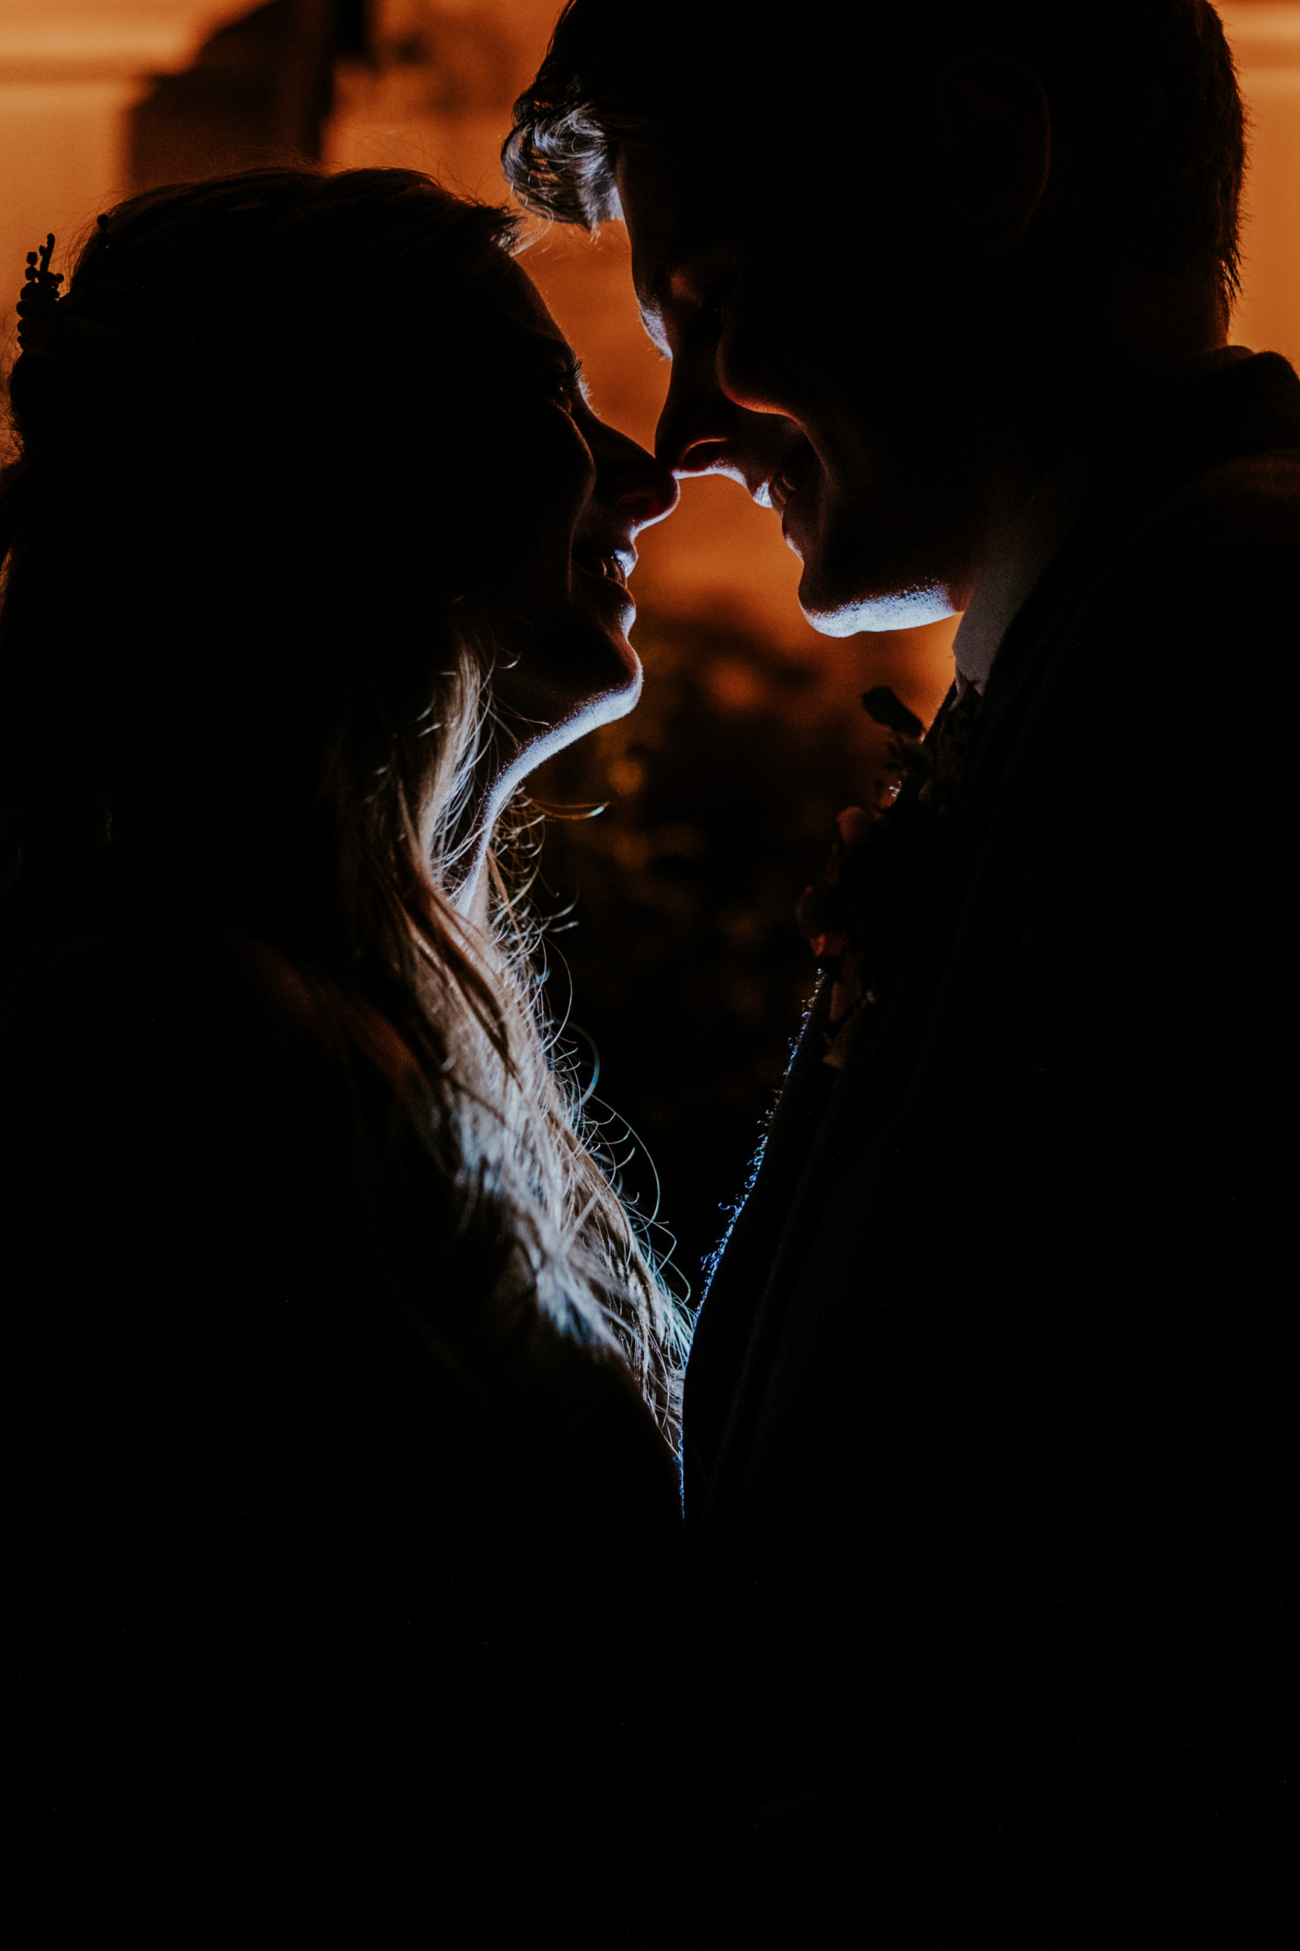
[929,51,1051,258]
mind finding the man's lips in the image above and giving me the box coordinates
[763,443,816,517]
[769,472,798,514]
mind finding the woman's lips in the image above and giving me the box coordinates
[573,549,637,618]
[573,545,634,588]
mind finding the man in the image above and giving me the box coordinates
[506,4,1292,1932]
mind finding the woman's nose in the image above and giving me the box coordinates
[599,425,679,529]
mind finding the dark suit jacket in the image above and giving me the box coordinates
[1,897,681,1936]
[684,352,1298,1933]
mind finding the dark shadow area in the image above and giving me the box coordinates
[532,606,884,1300]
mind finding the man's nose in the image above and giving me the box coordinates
[655,376,743,477]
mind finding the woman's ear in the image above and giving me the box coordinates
[928,50,1052,258]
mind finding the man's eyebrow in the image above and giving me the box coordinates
[636,250,729,353]
[632,261,679,355]
[637,294,673,360]
[639,258,673,312]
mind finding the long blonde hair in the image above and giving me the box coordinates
[331,638,690,1439]
[0,167,689,1440]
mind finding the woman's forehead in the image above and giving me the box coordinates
[488,254,572,361]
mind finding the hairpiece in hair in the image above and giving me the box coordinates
[16,234,63,352]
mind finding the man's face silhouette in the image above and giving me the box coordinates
[617,141,988,635]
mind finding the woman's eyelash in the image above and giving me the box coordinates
[552,360,588,407]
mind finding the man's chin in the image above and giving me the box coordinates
[799,569,961,636]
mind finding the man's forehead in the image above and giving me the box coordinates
[614,144,745,323]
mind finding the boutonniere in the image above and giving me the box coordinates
[796,681,979,1069]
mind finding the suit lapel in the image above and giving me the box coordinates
[681,978,837,1517]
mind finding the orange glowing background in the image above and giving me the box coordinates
[3,2,1298,713]
[2,0,1298,1277]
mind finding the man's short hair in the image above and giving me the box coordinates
[504,0,1245,312]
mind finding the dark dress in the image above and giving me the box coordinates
[1,884,682,1935]
[685,351,1299,1936]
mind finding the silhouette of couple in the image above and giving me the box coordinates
[3,3,1290,1937]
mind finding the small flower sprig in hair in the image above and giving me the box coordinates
[16,234,63,353]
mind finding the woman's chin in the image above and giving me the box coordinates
[587,633,643,719]
[543,657,644,749]
[492,650,642,796]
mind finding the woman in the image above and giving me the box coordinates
[0,169,686,1933]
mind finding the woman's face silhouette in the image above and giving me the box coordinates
[465,260,677,797]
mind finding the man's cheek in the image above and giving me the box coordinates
[718,325,803,417]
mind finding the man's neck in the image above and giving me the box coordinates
[976,332,1231,574]
[954,341,1247,692]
